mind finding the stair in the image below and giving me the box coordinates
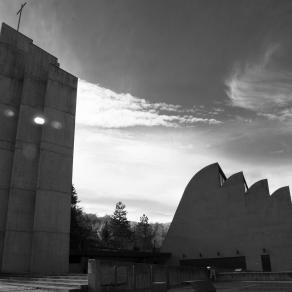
[0,274,88,291]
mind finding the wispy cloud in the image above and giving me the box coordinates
[257,108,292,122]
[76,79,222,128]
[225,44,292,121]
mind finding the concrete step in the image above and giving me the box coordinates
[37,275,88,280]
[0,278,87,288]
[0,284,41,291]
[0,274,87,280]
[0,275,88,292]
[0,277,88,284]
[0,281,84,291]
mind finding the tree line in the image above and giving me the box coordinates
[70,186,169,254]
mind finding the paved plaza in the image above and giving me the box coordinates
[170,281,292,292]
[216,281,292,291]
[1,281,292,292]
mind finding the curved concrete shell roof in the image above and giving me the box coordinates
[271,186,290,197]
[162,163,292,272]
[222,171,247,189]
[245,179,269,196]
[271,186,291,204]
[185,162,226,191]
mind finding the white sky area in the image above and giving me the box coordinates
[74,76,292,222]
[73,80,223,221]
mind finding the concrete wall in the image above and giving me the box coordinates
[0,23,77,274]
[218,271,292,281]
[162,163,292,272]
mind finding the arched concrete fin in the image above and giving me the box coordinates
[271,186,291,204]
[185,162,225,190]
[245,179,269,196]
[222,172,247,188]
[172,163,224,222]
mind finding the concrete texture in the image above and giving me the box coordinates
[162,163,292,272]
[0,23,77,274]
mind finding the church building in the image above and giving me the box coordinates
[162,163,292,272]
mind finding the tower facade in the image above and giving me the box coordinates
[0,23,77,274]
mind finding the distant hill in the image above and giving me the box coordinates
[84,213,170,248]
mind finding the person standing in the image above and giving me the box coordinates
[210,266,216,281]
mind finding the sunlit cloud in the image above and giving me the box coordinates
[257,108,292,122]
[76,79,222,128]
[225,44,292,121]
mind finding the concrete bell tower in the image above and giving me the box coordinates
[0,23,77,274]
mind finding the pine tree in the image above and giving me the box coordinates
[109,201,132,249]
[100,220,112,246]
[135,214,153,251]
[70,185,100,253]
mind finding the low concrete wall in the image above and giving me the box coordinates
[88,260,207,292]
[218,271,292,281]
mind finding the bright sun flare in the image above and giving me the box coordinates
[33,116,46,125]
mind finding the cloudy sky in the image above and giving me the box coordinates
[1,0,292,222]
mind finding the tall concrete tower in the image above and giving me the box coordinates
[0,23,77,274]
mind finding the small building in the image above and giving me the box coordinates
[162,163,292,272]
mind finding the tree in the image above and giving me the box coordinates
[71,185,79,207]
[100,220,112,246]
[109,201,132,249]
[151,222,170,248]
[134,214,153,251]
[70,185,100,253]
